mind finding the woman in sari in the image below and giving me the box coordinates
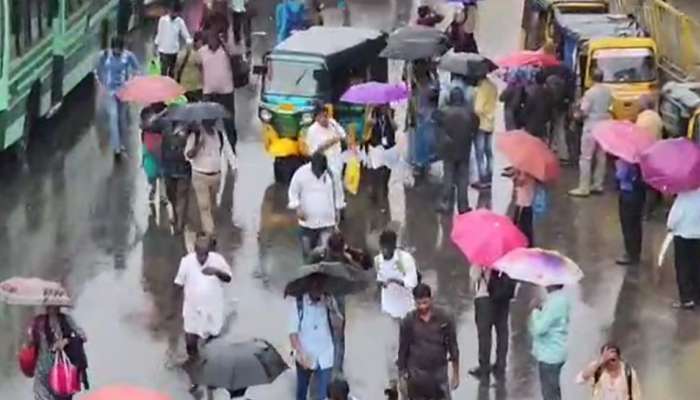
[407,59,439,177]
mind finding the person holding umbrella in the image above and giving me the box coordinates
[667,186,700,309]
[614,158,646,266]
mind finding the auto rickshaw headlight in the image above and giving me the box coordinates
[260,108,273,122]
[301,112,313,125]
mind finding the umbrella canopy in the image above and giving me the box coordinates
[0,277,72,307]
[161,102,231,123]
[493,248,583,286]
[451,210,529,267]
[438,51,497,77]
[497,51,560,68]
[194,338,288,392]
[380,26,449,60]
[340,81,410,105]
[592,120,656,163]
[284,261,371,297]
[496,130,561,182]
[82,385,171,400]
[639,138,700,194]
[117,75,186,104]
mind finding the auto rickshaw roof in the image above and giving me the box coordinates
[555,13,642,41]
[662,82,700,110]
[273,27,387,70]
[532,0,608,11]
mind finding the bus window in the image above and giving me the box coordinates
[9,0,53,58]
[66,0,88,18]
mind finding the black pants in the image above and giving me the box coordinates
[204,92,237,152]
[164,176,190,232]
[474,297,510,370]
[185,333,199,358]
[513,206,534,247]
[159,52,178,78]
[674,236,700,303]
[184,89,203,103]
[618,189,646,261]
[232,11,252,49]
[441,158,471,214]
[368,166,391,204]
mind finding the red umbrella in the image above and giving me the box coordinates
[592,120,656,163]
[496,130,561,182]
[497,51,560,68]
[117,75,186,104]
[450,210,529,267]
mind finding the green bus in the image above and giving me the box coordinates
[0,0,126,156]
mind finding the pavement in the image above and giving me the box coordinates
[2,0,700,399]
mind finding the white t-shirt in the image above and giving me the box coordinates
[375,250,418,319]
[174,252,232,337]
[305,119,347,174]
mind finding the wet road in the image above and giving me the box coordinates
[2,0,700,399]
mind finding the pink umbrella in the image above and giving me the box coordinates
[639,138,700,194]
[450,210,529,267]
[340,82,410,105]
[117,75,186,105]
[493,248,583,286]
[0,277,72,306]
[592,120,656,163]
[497,51,560,68]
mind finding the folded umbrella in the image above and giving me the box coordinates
[161,102,231,123]
[380,26,449,61]
[496,130,561,182]
[639,138,700,194]
[438,51,497,77]
[81,385,171,400]
[0,277,72,307]
[284,261,372,297]
[497,51,560,68]
[117,75,186,104]
[451,210,529,267]
[592,120,656,163]
[341,81,410,105]
[493,248,583,286]
[194,338,288,393]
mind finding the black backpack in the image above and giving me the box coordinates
[594,364,634,400]
[487,271,517,302]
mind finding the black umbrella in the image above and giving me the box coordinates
[284,261,373,297]
[194,338,288,395]
[161,102,231,123]
[438,51,497,78]
[380,26,450,61]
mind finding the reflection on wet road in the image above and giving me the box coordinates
[2,0,700,399]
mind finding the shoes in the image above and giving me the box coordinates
[672,301,695,310]
[615,255,639,266]
[568,187,590,197]
[468,366,490,380]
[471,182,491,190]
[591,187,604,195]
[491,364,506,379]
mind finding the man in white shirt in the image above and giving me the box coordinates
[231,0,252,52]
[174,233,232,360]
[288,153,345,260]
[185,119,237,235]
[375,229,418,319]
[155,2,193,77]
[305,106,348,178]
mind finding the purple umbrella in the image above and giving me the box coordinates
[340,82,410,105]
[639,138,700,194]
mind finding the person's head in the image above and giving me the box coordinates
[592,69,604,84]
[314,106,330,127]
[171,1,183,16]
[413,283,433,316]
[546,284,564,293]
[110,36,125,56]
[379,229,398,260]
[193,31,204,49]
[417,5,431,18]
[448,87,466,106]
[310,152,328,178]
[206,30,221,50]
[638,94,655,111]
[327,232,346,257]
[600,343,622,371]
[201,119,217,134]
[308,273,326,301]
[327,378,350,400]
[194,232,212,265]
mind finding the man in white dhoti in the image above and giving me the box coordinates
[174,233,232,360]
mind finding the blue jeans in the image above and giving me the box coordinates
[474,130,493,183]
[104,92,127,152]
[296,363,332,400]
[538,361,564,400]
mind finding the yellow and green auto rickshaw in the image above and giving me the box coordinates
[659,82,700,143]
[520,0,609,51]
[254,26,388,183]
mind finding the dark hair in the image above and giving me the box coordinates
[379,229,398,249]
[310,151,327,167]
[412,283,432,299]
[327,232,346,254]
[111,36,125,50]
[327,378,350,400]
[448,87,465,106]
[193,31,204,43]
[601,343,621,356]
[417,6,431,18]
[172,1,183,13]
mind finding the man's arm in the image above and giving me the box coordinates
[180,18,194,46]
[528,298,562,336]
[397,316,411,374]
[184,132,200,159]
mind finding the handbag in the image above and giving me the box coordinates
[49,350,80,396]
[344,156,361,195]
[18,344,38,378]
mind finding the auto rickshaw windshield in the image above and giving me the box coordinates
[590,48,656,83]
[264,59,325,97]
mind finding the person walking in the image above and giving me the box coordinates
[407,59,439,177]
[499,71,527,131]
[155,2,193,78]
[94,36,140,157]
[27,306,88,400]
[416,5,443,27]
[175,31,204,102]
[511,168,536,246]
[473,74,497,189]
[434,87,479,214]
[398,283,460,400]
[162,122,194,234]
[615,159,646,266]
[635,95,663,217]
[541,66,575,163]
[569,70,612,197]
[288,275,343,400]
[366,105,397,208]
[305,105,348,179]
[522,74,552,140]
[667,187,700,309]
[529,285,571,400]
[576,344,642,400]
[174,233,232,361]
[184,119,237,236]
[447,3,478,53]
[231,0,252,52]
[288,153,345,261]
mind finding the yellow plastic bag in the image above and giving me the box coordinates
[344,156,361,195]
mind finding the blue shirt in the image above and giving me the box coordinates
[615,160,641,193]
[668,187,700,239]
[528,290,571,364]
[288,294,335,370]
[95,49,141,93]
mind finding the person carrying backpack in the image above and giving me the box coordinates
[576,344,642,400]
[467,265,516,381]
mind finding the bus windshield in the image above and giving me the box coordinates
[265,59,323,97]
[590,48,657,83]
